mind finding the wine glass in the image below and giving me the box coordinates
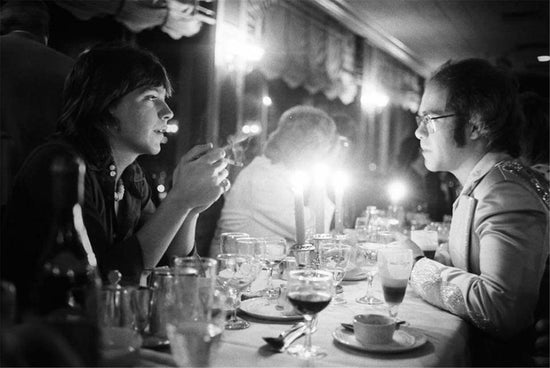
[318,242,352,305]
[355,230,395,305]
[355,242,384,305]
[216,254,261,330]
[286,270,333,359]
[231,236,261,293]
[219,232,249,255]
[377,248,413,320]
[254,237,289,299]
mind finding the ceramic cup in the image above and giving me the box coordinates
[353,314,396,345]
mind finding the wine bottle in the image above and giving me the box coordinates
[33,153,101,366]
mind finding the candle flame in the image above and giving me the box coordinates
[388,180,407,203]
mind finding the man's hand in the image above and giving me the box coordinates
[171,143,229,210]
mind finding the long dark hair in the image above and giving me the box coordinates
[57,42,173,162]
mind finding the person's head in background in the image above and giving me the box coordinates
[519,91,549,167]
[57,42,173,163]
[0,0,49,44]
[264,105,338,170]
[416,58,521,178]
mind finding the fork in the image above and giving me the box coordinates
[262,322,306,352]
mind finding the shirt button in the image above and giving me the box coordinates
[109,164,116,171]
[110,171,116,177]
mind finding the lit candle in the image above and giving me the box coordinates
[312,164,328,234]
[291,171,307,245]
[333,170,349,234]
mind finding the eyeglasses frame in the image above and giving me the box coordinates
[415,113,456,134]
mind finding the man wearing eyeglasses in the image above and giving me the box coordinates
[399,58,549,366]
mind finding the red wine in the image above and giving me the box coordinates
[381,284,407,304]
[287,291,332,315]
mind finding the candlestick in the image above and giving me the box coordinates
[312,164,328,234]
[291,171,307,245]
[333,170,349,234]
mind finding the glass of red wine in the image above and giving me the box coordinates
[377,248,413,320]
[286,269,333,359]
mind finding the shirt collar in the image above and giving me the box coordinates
[459,151,512,196]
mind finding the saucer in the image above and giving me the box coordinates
[332,326,427,353]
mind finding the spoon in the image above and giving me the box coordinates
[263,322,306,352]
[341,320,407,332]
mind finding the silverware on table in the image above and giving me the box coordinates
[262,322,306,352]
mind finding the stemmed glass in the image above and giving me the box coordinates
[355,242,383,305]
[318,242,352,305]
[254,237,289,299]
[377,248,413,320]
[286,270,333,359]
[216,254,261,330]
[219,232,249,255]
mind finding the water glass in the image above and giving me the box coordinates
[216,253,261,330]
[220,232,249,255]
[355,242,384,305]
[254,237,289,298]
[318,242,352,304]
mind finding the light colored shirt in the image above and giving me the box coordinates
[214,155,334,252]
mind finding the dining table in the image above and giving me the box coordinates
[137,268,472,367]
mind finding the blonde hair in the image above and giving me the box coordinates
[264,106,338,168]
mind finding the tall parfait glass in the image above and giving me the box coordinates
[377,248,413,320]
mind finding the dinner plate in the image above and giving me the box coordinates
[238,298,303,322]
[332,326,427,353]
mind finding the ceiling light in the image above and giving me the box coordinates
[537,55,550,62]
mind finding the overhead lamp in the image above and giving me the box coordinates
[537,55,550,62]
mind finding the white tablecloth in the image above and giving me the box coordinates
[139,271,471,367]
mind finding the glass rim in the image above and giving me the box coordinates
[288,269,333,280]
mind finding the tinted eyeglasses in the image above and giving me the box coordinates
[415,113,455,134]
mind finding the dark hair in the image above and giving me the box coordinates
[57,42,172,160]
[430,59,521,157]
[0,0,49,37]
[519,91,549,165]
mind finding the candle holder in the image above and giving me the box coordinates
[290,242,315,268]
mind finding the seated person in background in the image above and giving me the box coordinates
[1,43,230,309]
[213,106,339,251]
[398,59,549,366]
[0,0,74,207]
[519,91,549,181]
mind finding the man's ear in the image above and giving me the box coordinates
[468,116,483,140]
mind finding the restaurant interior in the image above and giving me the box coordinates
[36,0,549,254]
[0,0,548,367]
